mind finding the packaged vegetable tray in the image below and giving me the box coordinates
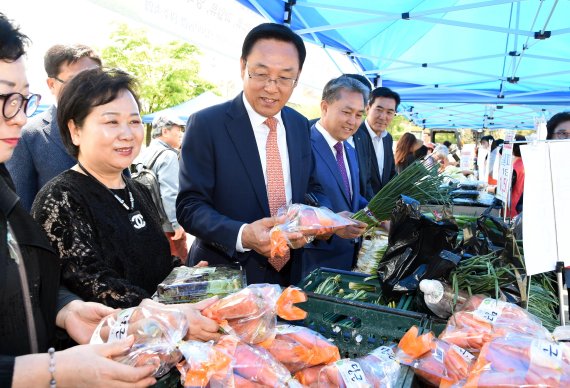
[155,264,245,304]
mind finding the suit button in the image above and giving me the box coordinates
[259,265,265,270]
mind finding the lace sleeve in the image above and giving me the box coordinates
[32,185,149,308]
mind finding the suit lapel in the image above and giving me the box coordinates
[382,134,391,184]
[311,127,350,205]
[41,106,69,155]
[225,95,270,216]
[360,124,381,182]
[346,145,360,211]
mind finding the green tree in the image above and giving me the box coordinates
[100,24,216,142]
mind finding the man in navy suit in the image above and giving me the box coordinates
[301,76,368,277]
[177,23,360,286]
[6,44,101,210]
[352,87,400,200]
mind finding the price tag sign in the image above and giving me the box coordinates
[451,344,475,363]
[108,308,134,343]
[336,360,372,388]
[530,339,562,370]
[473,298,506,324]
[433,345,445,364]
[370,346,397,363]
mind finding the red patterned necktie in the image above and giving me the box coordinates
[265,116,289,271]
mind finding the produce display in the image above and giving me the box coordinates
[155,265,244,304]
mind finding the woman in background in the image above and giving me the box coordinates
[395,132,420,173]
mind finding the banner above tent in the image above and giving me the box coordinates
[235,0,570,129]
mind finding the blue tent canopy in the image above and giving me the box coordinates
[142,91,224,124]
[235,0,570,129]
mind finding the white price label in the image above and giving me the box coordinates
[473,298,506,324]
[530,339,562,370]
[450,344,475,363]
[108,308,134,343]
[433,345,445,364]
[370,346,397,364]
[336,360,371,388]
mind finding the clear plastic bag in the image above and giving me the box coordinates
[463,334,570,387]
[260,324,340,373]
[201,285,307,344]
[176,340,233,388]
[209,335,294,388]
[270,204,356,259]
[397,326,474,387]
[314,345,401,388]
[90,304,188,377]
[155,264,244,304]
[439,295,551,353]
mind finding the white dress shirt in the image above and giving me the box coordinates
[315,121,352,198]
[365,119,388,178]
[236,94,293,252]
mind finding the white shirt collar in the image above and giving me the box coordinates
[242,93,283,128]
[365,119,388,140]
[315,120,342,150]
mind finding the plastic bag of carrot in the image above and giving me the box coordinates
[201,285,307,344]
[396,326,474,387]
[439,295,551,353]
[462,334,570,387]
[270,204,356,260]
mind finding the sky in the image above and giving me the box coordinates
[1,0,354,108]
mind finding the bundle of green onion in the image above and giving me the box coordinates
[353,161,450,227]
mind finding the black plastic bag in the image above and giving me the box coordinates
[377,196,459,297]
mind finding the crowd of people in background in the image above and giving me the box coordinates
[1,10,569,388]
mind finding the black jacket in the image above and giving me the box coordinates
[0,165,60,386]
[353,122,396,200]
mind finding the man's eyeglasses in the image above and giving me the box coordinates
[247,67,297,88]
[0,92,42,120]
[53,76,67,84]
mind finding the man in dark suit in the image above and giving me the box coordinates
[302,76,368,277]
[177,23,359,286]
[353,87,400,200]
[6,44,101,210]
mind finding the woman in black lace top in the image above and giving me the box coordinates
[32,68,178,309]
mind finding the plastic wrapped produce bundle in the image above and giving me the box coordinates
[177,335,300,388]
[462,334,570,387]
[259,324,340,373]
[396,326,474,387]
[155,265,244,304]
[90,304,188,377]
[439,295,551,353]
[300,345,400,388]
[270,204,356,260]
[201,284,307,344]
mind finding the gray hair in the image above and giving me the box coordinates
[151,114,185,139]
[432,144,449,160]
[322,76,369,106]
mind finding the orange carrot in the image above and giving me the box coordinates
[275,286,308,321]
[202,288,263,321]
